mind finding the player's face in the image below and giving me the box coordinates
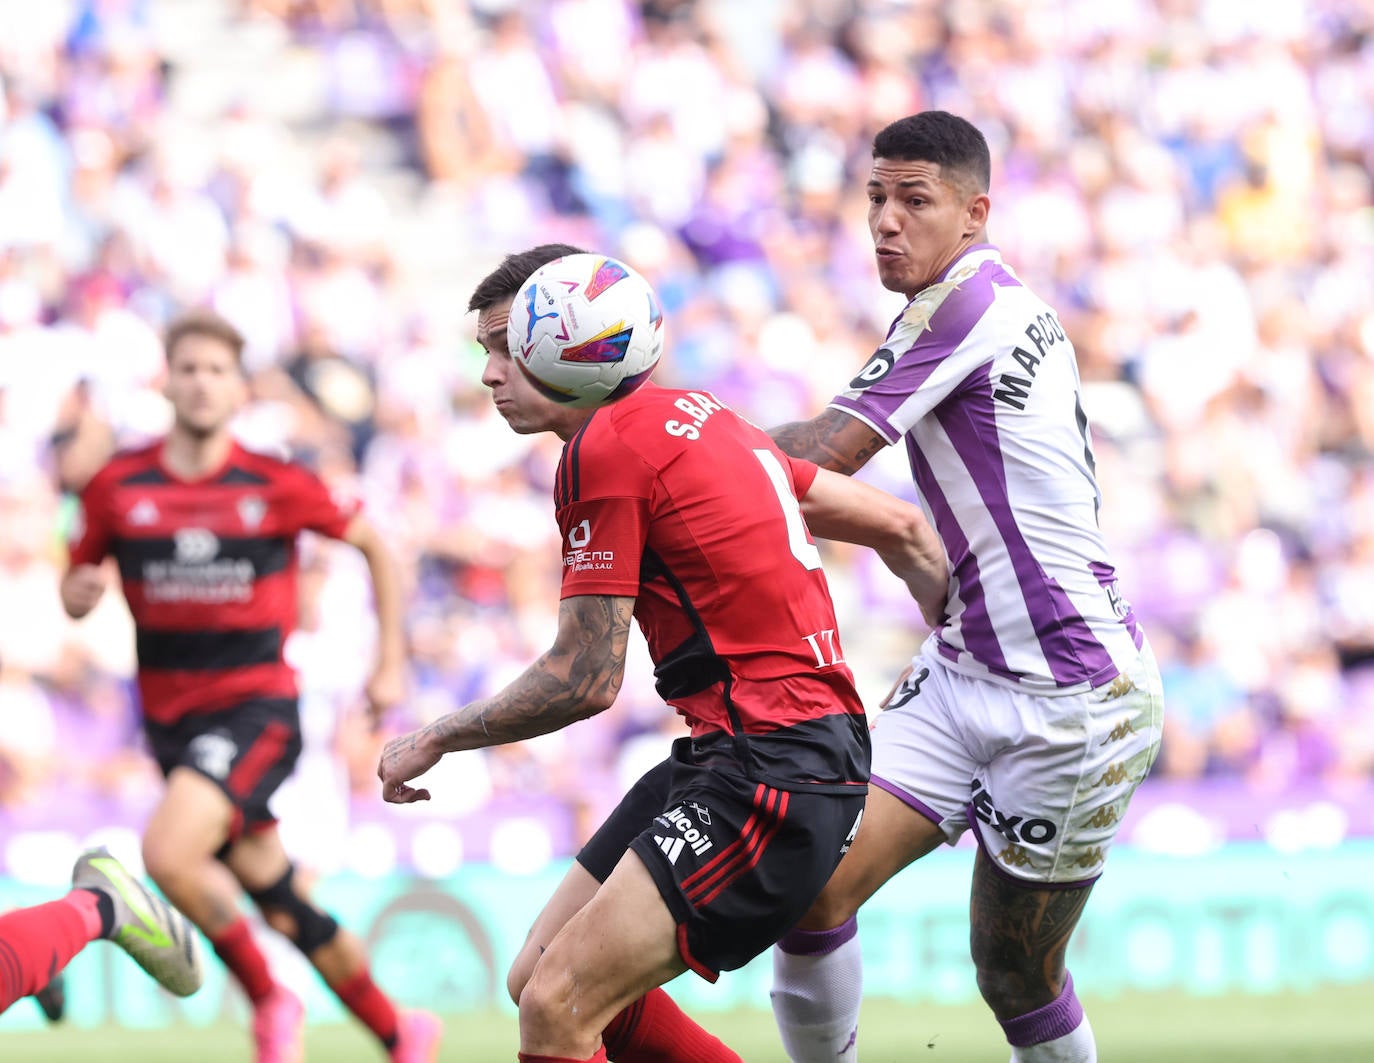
[476,296,589,440]
[163,334,246,437]
[867,158,989,299]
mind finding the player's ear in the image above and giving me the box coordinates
[965,192,990,236]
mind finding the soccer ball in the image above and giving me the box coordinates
[506,252,665,409]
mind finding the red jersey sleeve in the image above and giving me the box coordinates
[556,427,653,599]
[68,470,115,566]
[786,454,820,499]
[279,463,361,539]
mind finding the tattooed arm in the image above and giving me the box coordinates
[769,408,890,475]
[378,593,634,803]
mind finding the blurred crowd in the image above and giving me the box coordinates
[1,0,1372,862]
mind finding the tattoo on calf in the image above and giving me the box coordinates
[968,852,1093,1018]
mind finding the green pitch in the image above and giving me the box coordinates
[2,987,1371,1061]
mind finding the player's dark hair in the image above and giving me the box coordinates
[164,309,246,365]
[872,111,991,193]
[467,243,588,313]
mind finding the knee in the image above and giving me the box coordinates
[794,887,859,933]
[248,867,339,954]
[258,900,338,954]
[141,836,185,894]
[970,916,1056,994]
[506,948,537,1007]
[973,953,1061,1021]
[973,964,1016,1015]
[261,907,297,940]
[518,962,579,1044]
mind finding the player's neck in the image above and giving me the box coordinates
[911,231,990,298]
[162,427,234,480]
[552,408,596,441]
[939,231,987,276]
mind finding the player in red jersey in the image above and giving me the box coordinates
[60,311,441,1063]
[378,245,947,1063]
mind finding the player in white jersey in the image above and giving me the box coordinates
[766,111,1164,1063]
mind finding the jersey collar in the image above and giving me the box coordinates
[939,243,1002,283]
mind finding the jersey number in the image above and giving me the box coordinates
[1074,390,1102,523]
[752,448,822,571]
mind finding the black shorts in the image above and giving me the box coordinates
[580,738,866,981]
[143,698,302,835]
[577,757,674,882]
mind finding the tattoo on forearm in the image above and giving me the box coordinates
[770,409,885,475]
[427,595,632,750]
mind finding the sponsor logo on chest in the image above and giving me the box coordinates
[144,524,257,603]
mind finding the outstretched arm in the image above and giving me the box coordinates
[378,593,634,802]
[770,408,889,475]
[800,468,948,628]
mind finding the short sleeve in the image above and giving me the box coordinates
[555,424,654,599]
[557,496,650,598]
[68,473,114,566]
[278,463,361,539]
[786,454,820,499]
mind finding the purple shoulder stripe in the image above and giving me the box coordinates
[832,260,1001,432]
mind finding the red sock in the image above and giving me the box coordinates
[602,988,742,1062]
[333,967,400,1047]
[210,916,275,1004]
[518,1051,607,1063]
[0,890,103,1013]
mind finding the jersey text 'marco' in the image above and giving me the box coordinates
[993,310,1068,410]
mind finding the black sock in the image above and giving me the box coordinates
[80,888,117,938]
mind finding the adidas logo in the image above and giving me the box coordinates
[654,835,686,864]
[660,805,714,856]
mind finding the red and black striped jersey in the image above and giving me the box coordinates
[68,441,360,724]
[555,383,869,793]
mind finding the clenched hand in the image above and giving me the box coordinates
[377,729,440,804]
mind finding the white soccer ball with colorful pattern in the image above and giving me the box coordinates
[507,253,665,409]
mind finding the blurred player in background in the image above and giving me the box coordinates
[0,847,201,1015]
[378,244,948,1063]
[765,111,1165,1063]
[60,311,440,1063]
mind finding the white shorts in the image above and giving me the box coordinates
[870,638,1164,885]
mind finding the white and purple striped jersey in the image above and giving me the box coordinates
[832,245,1143,694]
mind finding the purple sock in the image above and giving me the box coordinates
[776,915,858,957]
[999,970,1085,1047]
